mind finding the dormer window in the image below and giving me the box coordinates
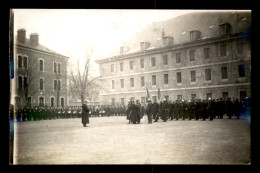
[219,23,231,36]
[190,30,201,41]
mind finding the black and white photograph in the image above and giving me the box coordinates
[9,9,251,165]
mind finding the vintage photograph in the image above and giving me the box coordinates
[9,9,251,164]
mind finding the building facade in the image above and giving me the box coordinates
[96,11,251,105]
[13,28,69,107]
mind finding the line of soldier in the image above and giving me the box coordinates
[126,97,251,124]
[152,97,251,122]
[14,105,129,122]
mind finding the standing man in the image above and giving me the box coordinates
[82,102,90,127]
[146,99,153,124]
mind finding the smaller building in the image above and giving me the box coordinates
[13,28,69,107]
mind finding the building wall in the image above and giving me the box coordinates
[14,47,68,107]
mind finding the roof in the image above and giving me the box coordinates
[14,37,69,59]
[96,11,251,62]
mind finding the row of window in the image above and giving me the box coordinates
[110,45,232,72]
[27,96,65,107]
[111,65,246,89]
[17,55,62,74]
[110,91,247,105]
[18,76,62,91]
[110,41,247,73]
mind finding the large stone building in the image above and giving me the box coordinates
[96,11,251,105]
[13,28,69,107]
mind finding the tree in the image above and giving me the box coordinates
[68,48,104,105]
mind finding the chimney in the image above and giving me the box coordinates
[140,42,150,50]
[120,46,130,55]
[17,28,26,43]
[30,33,39,46]
[163,36,174,46]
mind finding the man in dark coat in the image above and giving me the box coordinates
[82,103,90,127]
[152,100,159,122]
[146,99,153,124]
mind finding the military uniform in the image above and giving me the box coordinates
[146,100,153,124]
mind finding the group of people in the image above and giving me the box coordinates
[126,97,251,124]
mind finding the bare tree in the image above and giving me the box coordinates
[68,48,104,105]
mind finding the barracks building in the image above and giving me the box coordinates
[13,28,69,107]
[96,11,251,105]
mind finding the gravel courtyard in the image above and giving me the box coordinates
[13,116,251,165]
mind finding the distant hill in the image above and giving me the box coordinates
[98,11,251,60]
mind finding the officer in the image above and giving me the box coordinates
[226,98,234,119]
[126,100,132,123]
[161,99,168,122]
[146,99,153,124]
[207,98,214,121]
[152,100,159,121]
[168,100,174,120]
[136,100,142,124]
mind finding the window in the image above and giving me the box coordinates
[221,67,228,79]
[121,98,124,105]
[141,97,146,103]
[120,63,123,71]
[204,48,210,59]
[51,97,55,107]
[141,76,145,87]
[191,94,196,100]
[111,98,115,106]
[163,55,168,65]
[164,74,168,84]
[240,91,247,100]
[130,78,134,87]
[58,63,61,73]
[140,59,144,69]
[220,45,226,57]
[40,78,44,90]
[177,95,182,100]
[151,57,156,67]
[58,80,61,91]
[130,61,134,70]
[54,62,57,73]
[190,71,196,82]
[39,97,44,107]
[152,96,157,103]
[222,92,228,99]
[152,75,156,85]
[190,30,201,41]
[205,69,211,81]
[237,41,245,54]
[112,80,115,89]
[27,97,31,106]
[177,72,182,83]
[18,56,23,68]
[39,59,44,71]
[120,79,124,88]
[54,80,57,90]
[24,76,28,88]
[111,64,114,72]
[176,53,181,63]
[206,93,212,100]
[219,23,231,35]
[18,76,23,89]
[190,50,195,61]
[23,57,28,69]
[61,98,64,107]
[239,64,245,77]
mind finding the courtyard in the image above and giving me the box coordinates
[13,116,250,165]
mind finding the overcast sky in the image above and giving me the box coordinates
[13,9,239,76]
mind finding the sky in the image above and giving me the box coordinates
[13,9,198,75]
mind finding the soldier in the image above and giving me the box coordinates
[168,100,174,120]
[82,103,90,127]
[207,98,214,121]
[161,99,168,122]
[136,100,142,124]
[226,98,234,119]
[126,100,132,123]
[129,100,139,124]
[146,99,153,124]
[152,100,159,121]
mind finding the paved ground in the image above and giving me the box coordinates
[13,116,251,165]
